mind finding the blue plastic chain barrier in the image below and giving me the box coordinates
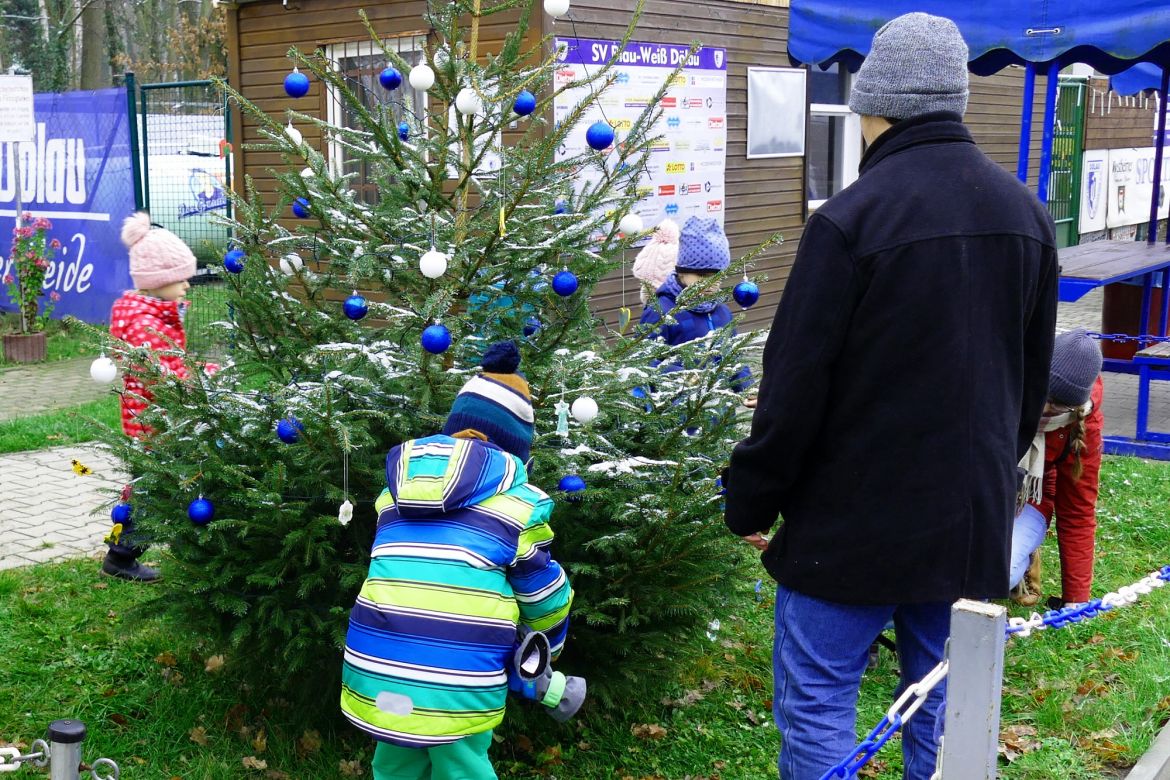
[818,714,904,780]
[819,564,1170,779]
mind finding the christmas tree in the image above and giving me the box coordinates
[101,0,776,703]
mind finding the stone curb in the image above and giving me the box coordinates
[1126,718,1170,780]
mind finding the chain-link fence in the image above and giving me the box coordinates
[129,76,232,356]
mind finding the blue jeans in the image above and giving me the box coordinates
[1008,504,1047,589]
[773,585,950,780]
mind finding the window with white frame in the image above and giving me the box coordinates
[807,63,862,212]
[324,36,428,199]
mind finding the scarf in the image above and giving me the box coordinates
[1017,401,1092,507]
[658,273,719,315]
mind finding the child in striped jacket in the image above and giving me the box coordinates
[341,342,573,780]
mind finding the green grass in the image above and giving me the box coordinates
[0,457,1167,779]
[0,396,120,454]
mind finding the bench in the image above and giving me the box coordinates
[1133,341,1170,442]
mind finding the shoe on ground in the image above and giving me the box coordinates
[1011,551,1042,607]
[101,555,161,583]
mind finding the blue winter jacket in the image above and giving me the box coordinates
[639,284,752,392]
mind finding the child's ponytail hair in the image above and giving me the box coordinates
[1069,405,1090,481]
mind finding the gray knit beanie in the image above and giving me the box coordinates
[1049,329,1103,407]
[848,12,970,120]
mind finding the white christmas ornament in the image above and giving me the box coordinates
[285,122,303,146]
[419,247,448,279]
[409,64,435,91]
[455,87,483,116]
[90,355,117,383]
[338,499,354,527]
[544,0,570,17]
[619,212,644,236]
[279,253,304,276]
[300,167,314,178]
[571,396,599,424]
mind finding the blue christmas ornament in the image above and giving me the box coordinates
[523,317,542,337]
[558,474,586,493]
[552,269,578,297]
[421,323,452,354]
[111,503,132,523]
[276,416,304,444]
[283,68,310,98]
[733,280,760,308]
[513,89,536,116]
[585,120,615,151]
[553,199,567,215]
[343,292,369,321]
[223,248,245,274]
[398,121,410,141]
[188,497,215,526]
[379,66,402,90]
[292,197,311,219]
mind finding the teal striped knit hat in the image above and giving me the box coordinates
[442,341,534,462]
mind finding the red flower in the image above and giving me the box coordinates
[49,291,61,302]
[49,238,61,249]
[34,258,48,269]
[3,274,12,284]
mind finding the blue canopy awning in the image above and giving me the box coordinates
[1110,62,1167,95]
[789,0,1170,76]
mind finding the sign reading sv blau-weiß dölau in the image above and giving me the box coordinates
[0,86,135,324]
[554,38,728,240]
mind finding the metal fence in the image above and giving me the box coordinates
[126,73,232,356]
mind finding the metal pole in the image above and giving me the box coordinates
[124,72,144,211]
[47,719,85,780]
[1017,63,1037,184]
[12,139,26,333]
[937,599,1006,780]
[1038,61,1060,205]
[1148,68,1169,244]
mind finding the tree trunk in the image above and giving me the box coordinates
[80,0,109,89]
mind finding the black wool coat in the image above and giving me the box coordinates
[725,112,1058,605]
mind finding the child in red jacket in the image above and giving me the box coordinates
[103,212,199,582]
[1010,329,1104,609]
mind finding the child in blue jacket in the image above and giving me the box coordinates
[639,216,751,392]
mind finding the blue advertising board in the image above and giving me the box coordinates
[0,86,135,324]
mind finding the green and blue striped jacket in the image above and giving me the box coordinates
[341,435,573,747]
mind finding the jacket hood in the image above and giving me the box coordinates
[385,434,529,517]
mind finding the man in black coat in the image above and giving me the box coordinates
[723,12,1057,780]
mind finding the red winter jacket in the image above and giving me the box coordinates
[109,292,189,439]
[1032,376,1104,604]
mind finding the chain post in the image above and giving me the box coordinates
[938,600,1007,780]
[47,720,85,780]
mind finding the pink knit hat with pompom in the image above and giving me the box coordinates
[632,218,679,303]
[122,212,197,291]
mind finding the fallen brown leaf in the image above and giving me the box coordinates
[1086,634,1106,645]
[339,759,363,777]
[189,727,209,746]
[296,729,322,757]
[577,740,592,751]
[1100,647,1138,663]
[661,689,705,708]
[513,734,534,753]
[93,582,108,590]
[108,713,128,727]
[264,771,290,780]
[631,723,668,740]
[858,758,890,777]
[241,755,267,771]
[252,728,267,754]
[537,744,564,765]
[204,655,225,674]
[155,651,178,667]
[998,724,1041,763]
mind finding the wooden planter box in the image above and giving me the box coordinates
[2,331,47,363]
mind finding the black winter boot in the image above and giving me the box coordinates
[101,552,161,583]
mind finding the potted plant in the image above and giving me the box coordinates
[2,214,61,363]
